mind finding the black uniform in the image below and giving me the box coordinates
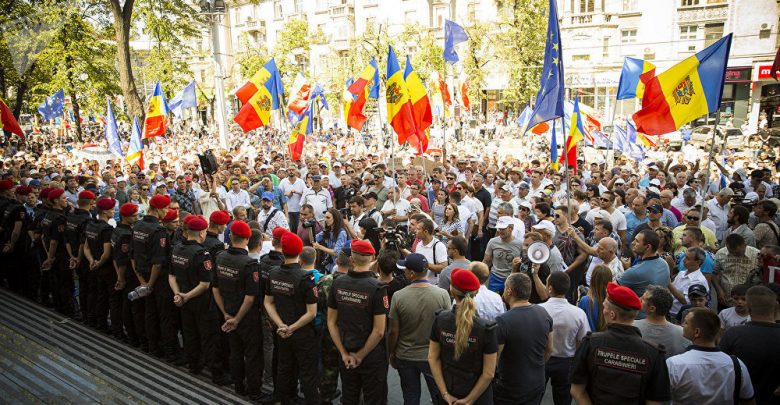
[266,261,320,404]
[1,198,31,296]
[204,230,230,373]
[31,204,52,305]
[65,208,93,324]
[41,207,73,316]
[170,239,223,379]
[328,270,389,404]
[111,222,143,346]
[569,323,671,404]
[131,215,175,356]
[430,307,497,405]
[258,250,284,397]
[84,218,117,333]
[203,231,226,258]
[213,247,263,399]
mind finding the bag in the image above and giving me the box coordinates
[262,208,279,233]
[731,355,741,404]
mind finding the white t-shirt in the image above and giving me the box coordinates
[381,198,412,226]
[718,307,750,330]
[300,188,333,222]
[610,209,628,232]
[414,237,448,283]
[279,177,306,212]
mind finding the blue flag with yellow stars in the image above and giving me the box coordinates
[525,0,564,134]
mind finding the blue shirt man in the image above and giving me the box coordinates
[619,229,670,318]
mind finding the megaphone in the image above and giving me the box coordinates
[527,241,550,264]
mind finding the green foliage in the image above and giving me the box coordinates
[274,18,311,88]
[236,36,270,79]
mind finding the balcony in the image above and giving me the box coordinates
[330,4,355,19]
[565,13,617,27]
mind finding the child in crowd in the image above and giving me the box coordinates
[675,284,709,324]
[718,284,751,331]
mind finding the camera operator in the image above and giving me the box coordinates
[381,187,411,233]
[401,217,447,284]
[295,204,323,247]
[334,174,356,210]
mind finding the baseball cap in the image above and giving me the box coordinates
[688,284,708,298]
[496,216,514,230]
[261,191,274,201]
[531,220,556,237]
[614,178,626,185]
[396,253,428,273]
[648,204,663,214]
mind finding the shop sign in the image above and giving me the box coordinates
[758,65,780,80]
[725,67,751,83]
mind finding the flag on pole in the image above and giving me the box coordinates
[771,46,780,81]
[525,0,565,134]
[440,76,452,106]
[348,59,378,96]
[633,34,732,135]
[169,80,197,117]
[368,59,381,99]
[616,58,656,100]
[461,80,470,110]
[105,99,123,158]
[443,20,468,64]
[142,81,169,139]
[627,121,657,147]
[0,99,23,137]
[310,82,329,110]
[550,119,559,171]
[562,96,585,172]
[346,61,378,131]
[343,78,356,126]
[289,102,312,161]
[37,89,65,121]
[287,73,311,125]
[235,58,284,107]
[386,46,417,145]
[404,56,433,154]
[127,116,145,170]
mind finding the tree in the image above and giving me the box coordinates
[107,0,144,121]
[274,18,311,90]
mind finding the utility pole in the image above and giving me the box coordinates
[199,0,229,149]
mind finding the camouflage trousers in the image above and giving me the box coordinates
[320,331,340,401]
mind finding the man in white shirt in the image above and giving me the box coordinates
[279,167,306,230]
[539,271,590,405]
[299,175,332,223]
[706,188,734,243]
[470,262,505,321]
[403,217,448,283]
[666,308,754,404]
[225,177,251,212]
[669,247,710,318]
[256,191,289,236]
[381,187,412,228]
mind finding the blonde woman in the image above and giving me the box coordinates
[578,265,613,332]
[429,268,497,405]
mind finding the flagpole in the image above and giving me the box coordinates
[607,96,619,165]
[700,108,721,227]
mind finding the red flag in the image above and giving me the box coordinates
[440,78,452,106]
[772,46,780,81]
[461,80,470,110]
[560,143,578,173]
[0,99,23,137]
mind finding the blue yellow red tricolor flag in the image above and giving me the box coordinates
[562,96,585,172]
[343,78,356,126]
[0,98,23,137]
[289,102,312,161]
[127,116,145,170]
[616,57,656,100]
[234,58,284,133]
[348,59,378,97]
[633,34,732,135]
[386,46,417,144]
[346,61,378,131]
[404,56,432,154]
[142,81,169,139]
[550,120,559,171]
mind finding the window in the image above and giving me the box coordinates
[680,25,697,40]
[704,23,724,47]
[621,29,637,43]
[573,54,590,62]
[405,10,416,23]
[643,49,655,60]
[295,0,303,13]
[602,37,609,58]
[434,6,446,28]
[274,1,282,18]
[622,0,637,11]
[680,0,699,6]
[579,0,594,13]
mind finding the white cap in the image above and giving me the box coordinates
[532,220,556,237]
[519,200,533,210]
[744,192,759,202]
[116,176,127,183]
[501,184,513,192]
[648,186,661,195]
[649,179,661,186]
[496,216,514,230]
[614,178,626,185]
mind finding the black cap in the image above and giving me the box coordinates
[311,175,322,181]
[688,284,708,297]
[396,253,428,273]
[648,204,663,213]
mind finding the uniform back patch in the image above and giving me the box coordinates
[203,260,212,271]
[593,347,649,374]
[335,288,370,308]
[270,278,295,296]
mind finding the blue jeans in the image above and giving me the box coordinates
[396,358,441,405]
[488,272,507,294]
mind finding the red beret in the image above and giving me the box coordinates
[96,198,116,211]
[182,214,196,225]
[607,282,642,310]
[15,185,32,196]
[39,188,51,199]
[451,268,481,292]
[230,220,252,239]
[281,232,303,256]
[149,194,171,209]
[272,226,289,240]
[161,209,179,223]
[350,239,376,256]
[187,217,208,231]
[209,210,231,225]
[119,203,138,217]
[0,180,14,191]
[48,188,65,200]
[78,190,96,200]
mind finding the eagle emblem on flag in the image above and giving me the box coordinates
[673,76,695,106]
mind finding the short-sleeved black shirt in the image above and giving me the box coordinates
[720,321,780,404]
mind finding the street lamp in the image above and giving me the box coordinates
[199,0,229,149]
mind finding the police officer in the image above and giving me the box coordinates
[263,231,320,404]
[112,203,143,347]
[41,188,75,317]
[2,185,32,297]
[429,268,497,405]
[0,179,15,288]
[204,210,230,257]
[570,282,671,404]
[168,215,229,385]
[327,240,388,404]
[316,248,351,404]
[259,226,288,399]
[66,190,96,325]
[212,220,264,401]
[160,208,184,363]
[84,198,117,334]
[32,188,54,306]
[131,194,175,358]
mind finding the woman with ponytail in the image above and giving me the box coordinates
[428,268,497,405]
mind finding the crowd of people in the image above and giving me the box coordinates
[1,120,780,405]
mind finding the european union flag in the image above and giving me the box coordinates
[525,0,564,134]
[613,125,628,152]
[443,20,468,64]
[38,89,65,121]
[104,99,123,159]
[310,82,329,110]
[170,80,197,117]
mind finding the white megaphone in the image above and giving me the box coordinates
[527,241,550,264]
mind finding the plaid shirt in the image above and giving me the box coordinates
[714,246,761,297]
[172,188,197,214]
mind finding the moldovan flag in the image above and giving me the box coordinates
[234,59,284,133]
[142,81,169,139]
[343,78,356,126]
[562,96,585,172]
[461,80,470,110]
[616,57,656,100]
[386,46,417,144]
[127,116,145,170]
[347,60,378,96]
[633,34,732,135]
[0,99,23,137]
[289,102,312,161]
[404,56,432,154]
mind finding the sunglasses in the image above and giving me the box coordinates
[600,198,611,202]
[686,216,700,221]
[446,177,455,180]
[346,170,355,174]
